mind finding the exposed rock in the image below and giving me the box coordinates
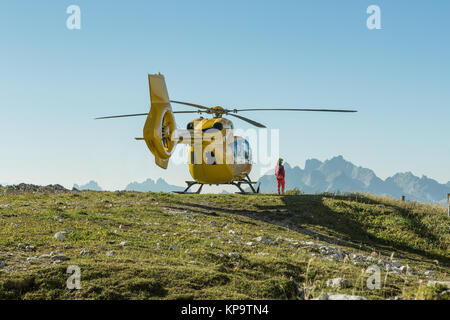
[210,242,216,248]
[275,236,294,244]
[391,260,402,268]
[17,243,37,252]
[314,293,368,300]
[326,278,350,289]
[405,266,414,275]
[255,236,271,245]
[168,210,194,218]
[25,245,36,252]
[119,241,129,246]
[378,259,387,267]
[54,216,65,222]
[169,244,179,251]
[54,232,67,241]
[51,254,70,261]
[3,183,69,194]
[424,270,434,277]
[229,252,241,259]
[26,256,38,263]
[228,230,236,234]
[106,251,115,256]
[257,252,268,256]
[297,286,315,300]
[427,281,450,288]
[80,249,92,256]
[300,240,418,275]
[246,242,254,246]
[156,243,162,249]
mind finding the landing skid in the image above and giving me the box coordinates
[173,174,260,195]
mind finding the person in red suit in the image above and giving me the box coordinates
[275,158,285,195]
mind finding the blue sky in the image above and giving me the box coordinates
[1,0,449,190]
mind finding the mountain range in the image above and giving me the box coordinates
[73,180,102,191]
[257,156,450,204]
[73,178,184,193]
[124,178,184,193]
[70,156,449,204]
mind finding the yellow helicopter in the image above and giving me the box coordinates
[96,74,357,194]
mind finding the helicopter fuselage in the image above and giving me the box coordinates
[184,117,252,184]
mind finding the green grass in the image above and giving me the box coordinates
[0,191,448,300]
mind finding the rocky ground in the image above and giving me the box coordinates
[0,186,448,300]
[0,183,72,194]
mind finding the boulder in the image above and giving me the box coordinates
[229,252,241,259]
[326,278,350,289]
[54,232,67,241]
[314,293,368,300]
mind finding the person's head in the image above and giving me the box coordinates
[278,158,283,165]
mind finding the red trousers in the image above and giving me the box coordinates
[277,179,285,194]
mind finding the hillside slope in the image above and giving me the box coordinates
[0,190,448,300]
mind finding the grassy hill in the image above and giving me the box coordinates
[0,190,448,300]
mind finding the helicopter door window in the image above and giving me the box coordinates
[232,141,237,164]
[244,140,250,162]
[232,140,246,164]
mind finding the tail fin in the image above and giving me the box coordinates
[143,74,177,169]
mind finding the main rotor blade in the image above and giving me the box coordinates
[95,113,148,120]
[170,100,210,110]
[173,111,203,114]
[228,113,266,128]
[95,110,201,120]
[233,108,357,113]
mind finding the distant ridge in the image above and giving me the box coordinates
[73,181,102,191]
[257,156,450,204]
[125,178,184,192]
